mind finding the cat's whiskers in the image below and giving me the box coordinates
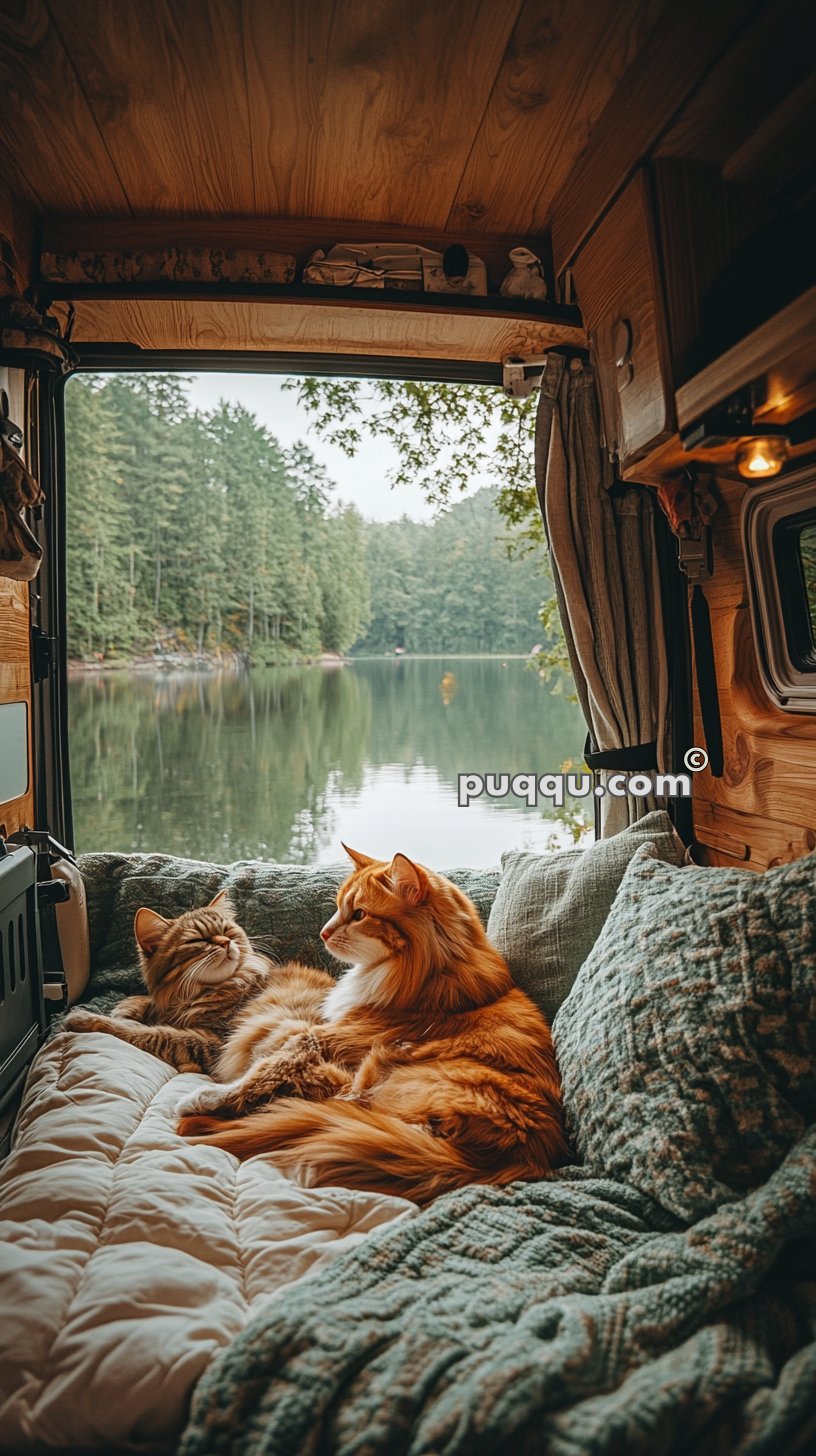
[250,937,279,959]
[179,949,221,994]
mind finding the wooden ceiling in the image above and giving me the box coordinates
[0,0,781,361]
[0,0,668,234]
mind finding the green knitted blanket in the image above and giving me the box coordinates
[180,1132,816,1456]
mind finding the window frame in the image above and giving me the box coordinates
[742,467,816,715]
[44,348,507,848]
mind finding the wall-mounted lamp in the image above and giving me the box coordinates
[680,389,795,483]
[734,435,789,481]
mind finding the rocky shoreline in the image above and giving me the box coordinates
[67,648,348,675]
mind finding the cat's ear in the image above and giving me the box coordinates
[208,888,236,919]
[134,907,169,955]
[341,843,376,870]
[388,853,428,906]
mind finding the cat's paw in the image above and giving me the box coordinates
[175,1082,241,1118]
[62,1008,110,1034]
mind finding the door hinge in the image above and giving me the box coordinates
[31,625,57,683]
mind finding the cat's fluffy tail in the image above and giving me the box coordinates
[178,1099,515,1204]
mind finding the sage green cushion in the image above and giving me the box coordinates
[486,810,684,1024]
[553,844,816,1221]
[76,851,500,1015]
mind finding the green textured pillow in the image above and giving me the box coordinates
[486,810,684,1024]
[553,844,816,1221]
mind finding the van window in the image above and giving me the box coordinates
[773,509,816,673]
[797,522,816,647]
[743,475,816,713]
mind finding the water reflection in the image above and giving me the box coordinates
[440,672,458,707]
[69,659,588,866]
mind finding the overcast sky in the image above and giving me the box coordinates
[187,372,461,523]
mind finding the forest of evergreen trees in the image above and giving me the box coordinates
[66,374,553,661]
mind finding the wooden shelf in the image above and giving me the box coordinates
[676,285,816,430]
[62,286,585,365]
[44,276,582,326]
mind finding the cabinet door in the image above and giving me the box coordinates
[571,169,675,467]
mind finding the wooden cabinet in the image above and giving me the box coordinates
[571,169,675,469]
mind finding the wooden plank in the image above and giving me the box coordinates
[675,286,816,430]
[447,0,666,235]
[241,0,522,227]
[46,0,254,216]
[0,0,130,214]
[40,216,553,296]
[67,294,584,360]
[0,583,30,701]
[549,0,767,273]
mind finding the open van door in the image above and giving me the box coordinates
[0,364,72,849]
[0,362,36,839]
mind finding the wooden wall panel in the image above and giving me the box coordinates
[691,474,816,870]
[0,366,35,836]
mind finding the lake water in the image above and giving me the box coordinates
[69,658,589,867]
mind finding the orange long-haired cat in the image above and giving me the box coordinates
[178,847,569,1203]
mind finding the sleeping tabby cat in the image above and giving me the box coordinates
[64,891,349,1109]
[177,848,570,1203]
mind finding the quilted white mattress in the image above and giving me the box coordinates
[0,1032,414,1451]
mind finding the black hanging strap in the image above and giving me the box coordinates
[690,583,724,778]
[583,737,658,771]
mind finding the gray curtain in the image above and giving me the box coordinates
[535,355,669,836]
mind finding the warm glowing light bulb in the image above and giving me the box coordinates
[735,436,789,481]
